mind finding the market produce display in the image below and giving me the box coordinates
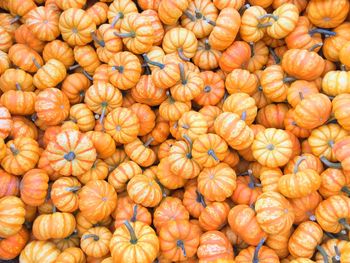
[1,0,350,262]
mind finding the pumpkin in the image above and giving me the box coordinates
[219,41,251,72]
[315,239,350,263]
[107,0,138,29]
[322,71,350,97]
[159,219,201,261]
[32,212,76,240]
[289,191,322,224]
[259,167,283,192]
[46,130,96,176]
[156,157,187,189]
[1,137,40,176]
[198,163,236,202]
[0,169,19,198]
[319,168,350,198]
[131,75,167,106]
[231,173,263,205]
[0,226,29,260]
[110,221,159,263]
[78,179,117,221]
[266,228,293,259]
[108,161,142,192]
[158,0,188,25]
[0,196,25,238]
[59,8,96,46]
[228,204,267,246]
[1,89,36,116]
[257,103,289,129]
[197,231,234,261]
[222,93,257,125]
[73,45,101,75]
[0,26,13,52]
[323,22,350,62]
[0,68,34,93]
[239,6,268,43]
[43,40,75,69]
[199,201,230,231]
[19,241,60,263]
[287,80,319,108]
[255,191,295,235]
[51,176,81,213]
[333,136,350,173]
[20,168,49,206]
[235,240,280,263]
[192,39,221,70]
[14,24,45,53]
[225,69,259,96]
[80,227,112,258]
[288,221,323,258]
[124,138,156,167]
[56,247,86,263]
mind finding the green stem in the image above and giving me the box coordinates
[69,64,80,70]
[178,48,190,62]
[257,22,273,28]
[32,58,41,69]
[99,104,107,127]
[239,3,251,14]
[15,83,21,91]
[10,15,20,24]
[293,156,306,174]
[82,234,99,241]
[65,186,81,192]
[320,156,342,169]
[204,17,216,26]
[338,218,350,231]
[144,137,154,147]
[268,47,280,64]
[204,39,211,50]
[183,10,195,21]
[91,31,105,47]
[249,42,255,57]
[316,245,329,263]
[10,144,19,155]
[82,70,93,81]
[253,238,266,263]
[248,169,256,189]
[283,77,296,83]
[124,220,138,244]
[333,245,341,263]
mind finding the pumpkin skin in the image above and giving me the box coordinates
[199,201,230,231]
[86,2,108,26]
[69,103,95,132]
[183,185,210,219]
[197,230,234,262]
[1,137,40,176]
[198,163,237,202]
[46,130,96,176]
[257,103,289,129]
[306,0,349,29]
[35,88,70,126]
[110,221,159,263]
[333,137,350,174]
[32,212,76,240]
[293,93,332,130]
[107,0,138,30]
[222,93,257,125]
[1,90,36,116]
[20,169,49,207]
[255,191,295,235]
[228,205,267,246]
[0,226,29,260]
[225,69,259,96]
[158,0,188,25]
[239,6,268,43]
[80,226,112,258]
[51,176,81,213]
[0,196,25,239]
[319,168,350,198]
[192,39,221,71]
[43,40,75,69]
[0,169,19,198]
[108,161,142,192]
[289,191,322,224]
[266,227,293,259]
[125,138,156,167]
[231,175,263,206]
[287,80,319,108]
[141,10,164,46]
[260,65,290,102]
[0,68,34,93]
[235,243,280,263]
[19,241,60,263]
[156,157,187,190]
[219,41,251,72]
[315,195,350,233]
[323,22,350,62]
[78,180,117,222]
[259,167,283,193]
[74,45,101,75]
[288,221,323,258]
[59,8,96,46]
[0,106,12,139]
[322,71,350,97]
[56,247,86,263]
[315,239,350,263]
[159,219,201,261]
[8,44,43,73]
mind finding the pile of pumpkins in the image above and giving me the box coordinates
[1,0,350,262]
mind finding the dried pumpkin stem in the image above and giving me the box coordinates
[207,149,219,162]
[82,70,93,81]
[249,42,255,57]
[52,205,57,213]
[15,83,21,91]
[309,42,323,52]
[253,237,266,263]
[339,218,350,231]
[194,8,202,19]
[10,15,20,24]
[32,58,41,69]
[268,47,280,64]
[183,10,195,22]
[64,151,76,161]
[195,190,206,208]
[176,240,187,258]
[112,65,124,73]
[239,4,251,14]
[142,54,165,69]
[177,48,190,62]
[130,205,138,222]
[283,77,296,83]
[82,234,99,241]
[204,85,211,93]
[114,31,135,38]
[182,134,193,158]
[316,245,329,263]
[124,220,138,244]
[69,64,80,70]
[204,17,216,26]
[341,186,350,196]
[91,31,105,47]
[99,104,107,127]
[9,144,19,155]
[65,186,81,192]
[259,14,278,21]
[204,39,211,50]
[299,91,304,100]
[309,28,336,37]
[257,22,273,28]
[241,111,247,121]
[179,63,187,85]
[144,137,154,147]
[248,169,257,189]
[306,211,316,221]
[110,12,124,28]
[333,245,341,262]
[293,156,307,174]
[341,64,347,71]
[320,156,342,169]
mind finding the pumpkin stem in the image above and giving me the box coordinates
[194,8,202,19]
[207,149,219,162]
[183,10,195,22]
[342,186,350,196]
[112,65,124,73]
[309,28,336,37]
[15,82,21,91]
[179,63,187,85]
[82,234,99,241]
[10,15,21,24]
[239,3,251,14]
[130,205,138,222]
[204,39,211,50]
[249,42,255,57]
[268,47,280,64]
[306,211,316,221]
[195,190,206,208]
[142,54,165,69]
[124,220,138,244]
[324,231,337,239]
[293,156,307,174]
[176,240,187,258]
[253,237,266,263]
[241,111,247,121]
[259,14,278,21]
[320,156,342,169]
[316,245,328,263]
[65,186,81,193]
[64,151,76,161]
[340,64,347,71]
[182,134,193,155]
[338,218,350,231]
[52,205,57,213]
[82,70,93,81]
[32,58,41,69]
[308,42,323,52]
[69,64,80,71]
[299,91,304,100]
[91,31,105,47]
[110,12,124,28]
[333,245,341,262]
[99,104,107,129]
[166,90,175,103]
[257,22,273,28]
[248,169,257,189]
[283,77,296,83]
[178,48,190,62]
[114,31,135,38]
[204,85,211,93]
[204,17,216,26]
[144,137,154,147]
[9,144,19,155]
